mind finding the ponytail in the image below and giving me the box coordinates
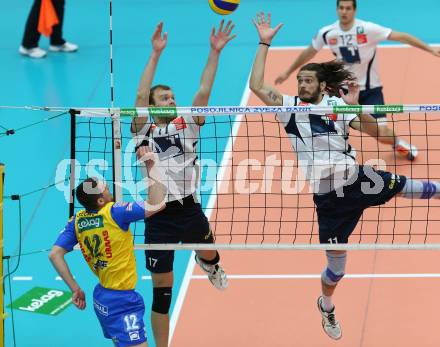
[299,61,356,97]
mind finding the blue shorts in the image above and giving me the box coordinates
[313,166,406,244]
[359,87,386,119]
[144,195,213,273]
[93,284,146,347]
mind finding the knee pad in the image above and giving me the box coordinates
[152,287,172,314]
[321,251,347,286]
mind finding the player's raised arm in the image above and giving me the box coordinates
[132,22,168,133]
[249,12,284,106]
[192,19,236,125]
[388,31,440,57]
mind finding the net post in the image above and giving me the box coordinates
[0,163,4,347]
[111,112,122,202]
[69,109,77,217]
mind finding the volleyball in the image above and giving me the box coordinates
[208,0,240,15]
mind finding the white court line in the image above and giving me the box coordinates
[168,75,253,344]
[271,43,440,51]
[15,274,440,282]
[142,273,440,280]
[191,274,440,280]
[55,276,76,281]
[12,276,32,281]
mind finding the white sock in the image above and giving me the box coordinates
[321,295,334,312]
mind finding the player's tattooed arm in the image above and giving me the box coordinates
[268,89,282,104]
[251,83,283,106]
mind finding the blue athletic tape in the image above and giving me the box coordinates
[325,267,344,283]
[421,182,436,199]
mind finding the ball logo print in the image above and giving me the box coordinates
[208,0,240,15]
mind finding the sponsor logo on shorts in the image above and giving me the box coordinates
[389,174,400,189]
[77,216,104,233]
[129,331,140,341]
[389,177,396,189]
[93,300,109,316]
[205,228,213,240]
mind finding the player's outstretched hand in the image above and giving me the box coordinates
[211,19,236,52]
[252,12,283,45]
[72,287,86,310]
[151,22,168,53]
[339,82,360,105]
[136,146,158,171]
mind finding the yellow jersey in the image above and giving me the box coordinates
[73,202,137,290]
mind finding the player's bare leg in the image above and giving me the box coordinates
[317,250,345,340]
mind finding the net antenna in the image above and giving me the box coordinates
[109,0,122,202]
[0,164,4,347]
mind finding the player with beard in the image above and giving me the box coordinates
[250,12,440,340]
[130,21,235,347]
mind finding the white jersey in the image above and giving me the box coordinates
[139,115,200,202]
[312,19,392,91]
[277,95,358,194]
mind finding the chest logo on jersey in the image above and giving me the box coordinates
[310,115,337,136]
[329,37,338,45]
[153,134,184,160]
[326,114,338,122]
[357,34,367,44]
[77,216,104,233]
[356,26,365,34]
[172,116,187,131]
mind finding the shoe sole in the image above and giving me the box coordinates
[19,51,46,58]
[49,48,78,52]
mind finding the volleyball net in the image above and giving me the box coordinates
[50,103,440,250]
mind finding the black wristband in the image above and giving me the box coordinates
[259,42,271,47]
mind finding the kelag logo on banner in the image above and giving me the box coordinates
[8,287,72,315]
